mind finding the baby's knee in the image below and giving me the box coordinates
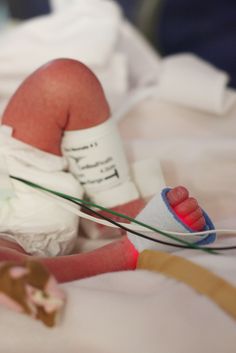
[4,58,109,124]
[33,58,110,129]
[49,58,110,129]
[2,58,110,154]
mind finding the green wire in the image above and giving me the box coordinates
[10,175,215,254]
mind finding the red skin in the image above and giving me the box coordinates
[2,59,110,155]
[0,59,206,282]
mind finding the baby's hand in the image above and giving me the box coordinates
[166,186,206,231]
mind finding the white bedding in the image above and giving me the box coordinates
[121,97,236,230]
[1,253,236,353]
[1,97,236,353]
[0,1,236,351]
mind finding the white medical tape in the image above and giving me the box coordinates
[91,180,139,208]
[131,158,166,198]
[62,119,139,207]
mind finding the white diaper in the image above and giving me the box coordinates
[0,126,83,257]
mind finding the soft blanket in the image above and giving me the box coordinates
[0,1,236,351]
[1,95,236,353]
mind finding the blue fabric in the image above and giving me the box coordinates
[157,0,236,88]
[115,0,139,21]
[7,0,51,19]
[161,188,216,245]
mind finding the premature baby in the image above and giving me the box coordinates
[0,58,215,282]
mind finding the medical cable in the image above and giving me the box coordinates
[40,192,236,252]
[10,175,236,251]
[10,175,218,254]
[10,175,236,253]
[10,175,229,238]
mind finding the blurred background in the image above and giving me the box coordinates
[0,0,235,87]
[0,0,149,28]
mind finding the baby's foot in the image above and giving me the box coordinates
[81,187,205,240]
[166,186,206,231]
[127,186,215,253]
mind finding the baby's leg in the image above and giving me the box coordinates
[2,58,110,155]
[0,186,206,282]
[2,58,145,239]
[43,186,205,282]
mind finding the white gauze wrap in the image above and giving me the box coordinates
[128,188,215,253]
[62,119,139,208]
[0,126,83,257]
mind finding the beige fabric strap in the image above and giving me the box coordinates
[137,250,236,320]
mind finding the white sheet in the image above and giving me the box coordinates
[157,54,235,114]
[0,1,236,350]
[1,96,236,353]
[120,97,236,230]
[1,252,236,353]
